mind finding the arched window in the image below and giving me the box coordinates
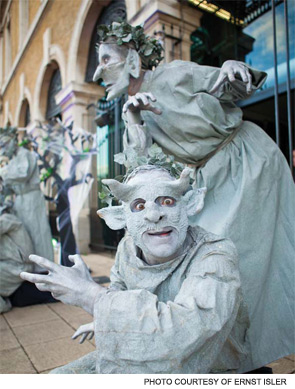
[46,68,62,121]
[85,0,126,82]
[24,102,30,127]
[19,98,31,127]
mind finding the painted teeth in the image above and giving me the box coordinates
[148,230,172,236]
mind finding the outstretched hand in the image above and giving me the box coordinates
[209,60,252,94]
[20,254,104,314]
[123,92,162,115]
[72,322,94,344]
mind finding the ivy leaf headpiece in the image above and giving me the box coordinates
[99,144,189,206]
[97,21,164,70]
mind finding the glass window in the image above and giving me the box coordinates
[244,1,295,90]
[46,68,62,120]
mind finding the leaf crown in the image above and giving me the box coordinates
[99,144,189,205]
[97,21,164,70]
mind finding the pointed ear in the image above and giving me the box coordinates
[126,49,141,78]
[97,205,126,230]
[183,187,207,219]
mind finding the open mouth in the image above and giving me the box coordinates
[147,228,173,238]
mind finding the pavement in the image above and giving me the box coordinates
[0,252,294,374]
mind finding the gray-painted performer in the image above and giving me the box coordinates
[0,127,54,264]
[91,22,295,371]
[21,165,250,373]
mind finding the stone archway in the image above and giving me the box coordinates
[67,0,108,84]
[18,98,31,127]
[35,60,61,122]
[67,0,126,84]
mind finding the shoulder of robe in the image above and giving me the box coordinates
[189,226,238,264]
[152,60,196,82]
[115,232,137,261]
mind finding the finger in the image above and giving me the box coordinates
[88,332,94,340]
[227,68,236,82]
[28,254,57,272]
[72,329,82,340]
[122,101,131,113]
[209,73,227,94]
[68,254,85,267]
[246,72,252,93]
[237,68,252,94]
[146,92,157,102]
[35,283,53,292]
[72,324,91,339]
[80,333,88,344]
[150,106,162,115]
[20,272,52,284]
[130,96,139,107]
[135,93,148,106]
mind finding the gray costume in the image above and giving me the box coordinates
[0,212,34,313]
[52,226,249,374]
[0,147,54,261]
[129,61,295,370]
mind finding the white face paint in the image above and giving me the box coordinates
[124,170,189,265]
[95,44,130,101]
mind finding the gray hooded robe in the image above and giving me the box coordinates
[52,226,249,374]
[124,60,295,370]
[0,147,54,261]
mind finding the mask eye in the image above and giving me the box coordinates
[156,197,176,207]
[130,199,146,213]
[100,55,110,65]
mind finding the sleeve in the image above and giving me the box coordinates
[108,257,127,292]
[192,62,267,102]
[0,149,35,185]
[0,214,22,235]
[93,245,242,373]
[123,124,152,155]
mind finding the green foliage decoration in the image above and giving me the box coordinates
[99,143,187,206]
[97,22,164,69]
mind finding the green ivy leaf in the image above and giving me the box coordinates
[122,33,132,42]
[148,144,163,158]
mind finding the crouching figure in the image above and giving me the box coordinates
[21,165,249,373]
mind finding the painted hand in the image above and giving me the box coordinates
[20,254,104,314]
[209,60,252,94]
[72,322,95,344]
[123,92,162,115]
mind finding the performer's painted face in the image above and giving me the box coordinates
[124,169,190,265]
[94,43,130,101]
[98,167,206,266]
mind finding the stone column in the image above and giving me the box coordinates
[127,0,202,62]
[55,82,105,254]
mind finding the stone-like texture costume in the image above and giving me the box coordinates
[0,212,34,312]
[0,147,54,261]
[52,226,249,374]
[133,60,295,370]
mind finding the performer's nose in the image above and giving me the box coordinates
[93,65,103,82]
[144,202,164,223]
